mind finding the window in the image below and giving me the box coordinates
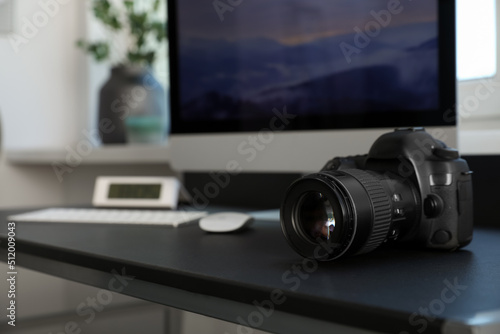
[457,0,497,81]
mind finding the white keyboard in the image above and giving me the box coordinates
[8,208,208,227]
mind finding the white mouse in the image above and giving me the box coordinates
[199,212,254,233]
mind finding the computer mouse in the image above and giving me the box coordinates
[199,212,254,233]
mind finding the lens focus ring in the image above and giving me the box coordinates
[342,169,392,254]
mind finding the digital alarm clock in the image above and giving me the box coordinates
[92,176,181,208]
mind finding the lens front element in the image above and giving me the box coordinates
[298,192,336,242]
[281,169,395,261]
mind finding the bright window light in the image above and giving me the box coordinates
[457,0,497,81]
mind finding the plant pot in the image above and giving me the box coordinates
[98,65,168,144]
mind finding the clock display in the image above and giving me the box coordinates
[108,184,162,199]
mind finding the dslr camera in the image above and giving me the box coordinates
[280,128,473,261]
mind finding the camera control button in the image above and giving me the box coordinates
[424,195,443,218]
[394,208,405,217]
[392,194,402,202]
[433,230,452,244]
[433,147,459,160]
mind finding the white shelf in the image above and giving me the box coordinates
[7,128,499,165]
[459,118,500,155]
[6,145,171,165]
[459,129,500,155]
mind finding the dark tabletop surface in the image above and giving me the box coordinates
[1,208,499,334]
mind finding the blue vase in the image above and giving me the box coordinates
[98,65,168,144]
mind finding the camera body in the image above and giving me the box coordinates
[280,128,473,261]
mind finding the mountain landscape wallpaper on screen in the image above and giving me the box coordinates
[176,0,439,120]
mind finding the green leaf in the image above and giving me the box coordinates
[137,34,146,49]
[127,50,156,66]
[124,1,134,11]
[79,0,167,65]
[76,39,86,48]
[153,0,160,12]
[87,41,110,62]
[150,21,166,42]
[128,12,148,35]
[145,51,155,66]
[92,0,122,31]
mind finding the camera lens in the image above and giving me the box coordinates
[296,192,337,242]
[281,169,418,261]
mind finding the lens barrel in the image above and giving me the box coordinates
[281,169,399,261]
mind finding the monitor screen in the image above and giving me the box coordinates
[167,0,456,173]
[169,0,455,134]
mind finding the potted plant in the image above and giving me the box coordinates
[77,0,168,144]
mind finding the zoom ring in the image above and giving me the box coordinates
[342,169,393,254]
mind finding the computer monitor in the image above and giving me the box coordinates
[167,0,457,173]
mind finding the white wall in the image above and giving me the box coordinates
[0,0,89,208]
[0,0,87,150]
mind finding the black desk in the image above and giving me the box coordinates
[1,209,499,334]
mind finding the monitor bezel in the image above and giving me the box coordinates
[168,0,456,134]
